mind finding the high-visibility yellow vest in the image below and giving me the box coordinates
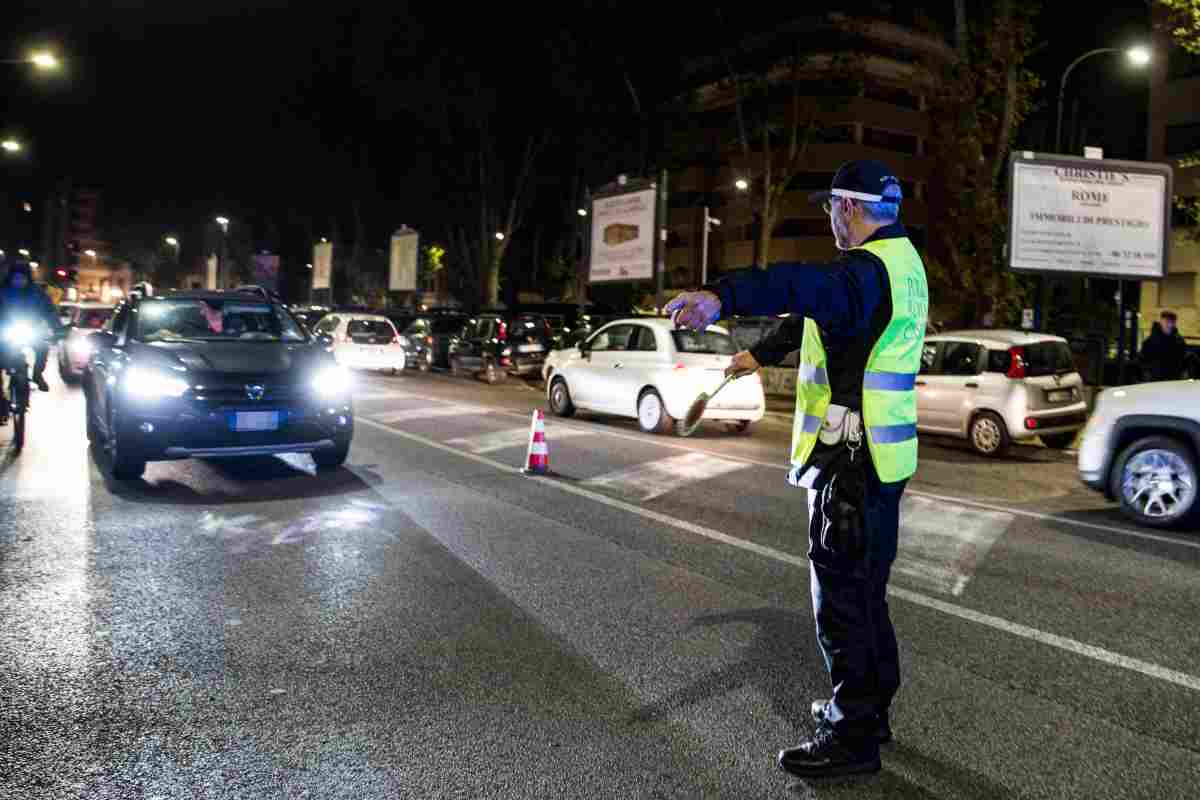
[790,236,928,483]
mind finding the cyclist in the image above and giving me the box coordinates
[0,259,66,409]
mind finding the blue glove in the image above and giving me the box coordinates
[664,291,722,331]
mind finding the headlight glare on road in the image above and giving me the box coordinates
[312,365,352,397]
[124,366,190,398]
[3,322,36,349]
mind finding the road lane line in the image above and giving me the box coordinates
[356,385,1200,552]
[358,417,1200,694]
[582,452,752,501]
[369,404,490,424]
[446,425,591,454]
[898,496,1011,596]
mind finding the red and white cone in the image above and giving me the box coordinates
[522,409,550,475]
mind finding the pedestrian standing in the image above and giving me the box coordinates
[666,160,928,779]
[1140,311,1187,381]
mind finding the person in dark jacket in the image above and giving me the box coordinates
[1140,311,1187,382]
[0,259,65,394]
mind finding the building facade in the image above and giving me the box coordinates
[1140,32,1200,341]
[663,13,954,290]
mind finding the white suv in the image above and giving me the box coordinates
[918,330,1088,456]
[1078,380,1200,529]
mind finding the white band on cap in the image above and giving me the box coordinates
[831,188,884,202]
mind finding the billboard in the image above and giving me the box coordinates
[312,241,333,290]
[1008,153,1173,280]
[205,254,218,290]
[389,227,419,291]
[252,253,280,292]
[589,187,657,282]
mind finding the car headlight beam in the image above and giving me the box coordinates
[312,365,352,398]
[3,322,36,349]
[124,366,190,399]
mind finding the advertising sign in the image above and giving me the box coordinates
[1008,153,1173,280]
[389,227,419,291]
[252,253,280,292]
[589,187,657,282]
[312,241,333,290]
[205,254,218,290]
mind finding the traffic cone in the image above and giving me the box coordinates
[522,409,550,475]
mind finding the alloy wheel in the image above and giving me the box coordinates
[638,393,663,431]
[1122,448,1196,521]
[972,417,1002,454]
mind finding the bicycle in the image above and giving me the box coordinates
[1,320,48,451]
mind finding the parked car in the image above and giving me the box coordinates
[1078,380,1199,529]
[57,302,116,383]
[83,290,352,480]
[384,311,415,337]
[544,318,765,435]
[310,313,406,374]
[398,314,469,370]
[291,306,330,333]
[449,312,554,383]
[917,330,1088,456]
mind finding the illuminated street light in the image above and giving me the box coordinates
[495,231,505,241]
[23,202,32,213]
[164,236,179,247]
[306,263,313,270]
[84,249,97,258]
[734,178,750,191]
[577,208,587,217]
[30,51,60,71]
[18,248,30,257]
[1126,45,1151,67]
[320,237,328,243]
[2,139,21,153]
[215,216,230,233]
[29,261,39,270]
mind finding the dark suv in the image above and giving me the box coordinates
[448,312,554,383]
[83,290,353,480]
[398,314,469,371]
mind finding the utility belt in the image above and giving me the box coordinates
[819,404,863,449]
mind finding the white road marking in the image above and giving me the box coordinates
[358,417,1200,694]
[355,384,1200,551]
[582,451,752,502]
[354,390,415,402]
[897,496,1012,596]
[369,404,490,424]
[446,425,590,454]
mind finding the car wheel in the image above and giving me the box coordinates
[107,404,146,481]
[726,420,752,435]
[313,436,351,470]
[450,356,463,377]
[483,361,503,385]
[394,348,407,374]
[1040,432,1077,450]
[968,411,1010,457]
[1110,435,1198,529]
[638,389,676,435]
[549,377,575,418]
[85,384,100,444]
[419,351,432,372]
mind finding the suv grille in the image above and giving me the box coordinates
[190,382,307,409]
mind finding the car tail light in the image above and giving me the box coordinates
[1007,346,1026,379]
[1025,416,1038,430]
[425,335,433,346]
[673,362,687,371]
[497,321,508,341]
[392,335,401,345]
[501,357,512,366]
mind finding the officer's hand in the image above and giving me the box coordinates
[664,290,721,331]
[727,350,760,377]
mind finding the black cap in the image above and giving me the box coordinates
[809,160,902,204]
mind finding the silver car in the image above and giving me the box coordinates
[917,330,1088,456]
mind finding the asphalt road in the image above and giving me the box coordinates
[2,366,1198,799]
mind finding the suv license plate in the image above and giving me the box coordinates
[232,411,280,432]
[518,344,544,353]
[1047,389,1072,403]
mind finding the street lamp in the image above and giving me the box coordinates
[1,139,21,153]
[734,178,750,192]
[164,236,179,248]
[577,208,587,217]
[495,231,505,241]
[30,51,60,71]
[84,249,97,258]
[700,207,721,286]
[215,217,230,288]
[1055,45,1151,153]
[18,248,30,257]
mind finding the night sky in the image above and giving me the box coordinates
[1,0,1157,276]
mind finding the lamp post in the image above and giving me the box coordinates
[2,50,61,71]
[215,217,230,288]
[700,206,721,286]
[1055,45,1151,153]
[1,138,21,153]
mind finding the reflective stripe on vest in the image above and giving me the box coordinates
[789,236,928,483]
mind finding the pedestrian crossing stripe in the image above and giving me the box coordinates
[446,425,590,454]
[896,495,1011,596]
[581,451,752,502]
[369,404,491,424]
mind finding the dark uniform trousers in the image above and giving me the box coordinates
[806,461,906,739]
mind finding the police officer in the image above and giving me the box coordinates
[667,160,928,779]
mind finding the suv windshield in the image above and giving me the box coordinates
[136,299,306,343]
[672,330,737,355]
[1023,341,1075,377]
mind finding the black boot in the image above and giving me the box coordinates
[33,372,49,392]
[811,699,893,745]
[778,724,881,779]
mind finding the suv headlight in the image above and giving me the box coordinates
[312,365,351,398]
[125,366,190,398]
[3,322,36,349]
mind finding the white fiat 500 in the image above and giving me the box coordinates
[544,318,765,435]
[316,313,407,374]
